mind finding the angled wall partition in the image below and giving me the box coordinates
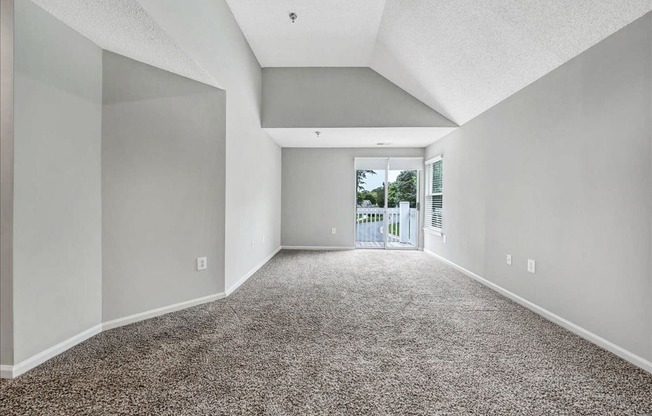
[0,0,228,378]
[5,0,103,372]
[101,51,226,323]
[137,0,283,294]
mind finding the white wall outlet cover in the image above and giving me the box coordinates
[442,235,447,243]
[506,254,512,265]
[527,259,536,274]
[331,227,337,235]
[196,257,208,271]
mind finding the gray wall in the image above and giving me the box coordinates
[424,14,652,360]
[102,51,226,321]
[223,50,281,291]
[0,0,14,366]
[137,0,283,292]
[282,148,424,248]
[12,0,102,363]
[263,67,455,128]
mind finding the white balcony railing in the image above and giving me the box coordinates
[356,202,417,248]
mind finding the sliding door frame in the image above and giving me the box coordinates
[354,157,423,250]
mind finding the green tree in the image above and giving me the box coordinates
[356,170,377,206]
[393,170,417,208]
[372,185,385,208]
[359,170,417,208]
[356,190,377,206]
[387,182,398,208]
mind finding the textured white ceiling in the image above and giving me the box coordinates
[224,0,386,67]
[30,0,652,142]
[265,127,456,148]
[30,0,219,88]
[227,0,651,125]
[371,0,652,124]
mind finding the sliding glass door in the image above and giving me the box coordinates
[355,160,387,248]
[386,166,419,249]
[355,158,422,250]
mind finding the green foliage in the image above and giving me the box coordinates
[387,182,398,208]
[372,185,385,208]
[356,170,417,208]
[393,170,417,208]
[356,189,377,206]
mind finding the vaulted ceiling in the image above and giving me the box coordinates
[227,0,651,125]
[31,0,652,129]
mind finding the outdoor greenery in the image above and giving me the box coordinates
[357,190,377,206]
[393,170,418,208]
[357,170,417,208]
[388,222,400,236]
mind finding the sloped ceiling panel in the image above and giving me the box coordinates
[371,0,651,125]
[30,0,219,88]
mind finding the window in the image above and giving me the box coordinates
[425,156,443,233]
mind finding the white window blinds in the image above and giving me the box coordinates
[425,156,443,231]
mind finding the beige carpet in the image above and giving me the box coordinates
[1,249,652,415]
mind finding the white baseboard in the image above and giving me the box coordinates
[1,292,227,379]
[1,250,290,379]
[1,324,103,379]
[423,249,652,374]
[226,246,281,296]
[102,293,225,331]
[281,246,355,251]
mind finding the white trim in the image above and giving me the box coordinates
[423,249,652,374]
[423,227,442,236]
[281,246,355,251]
[226,247,281,296]
[1,248,288,379]
[102,293,225,331]
[1,324,103,379]
[425,155,443,165]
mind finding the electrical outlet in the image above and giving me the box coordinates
[442,235,447,244]
[251,240,255,248]
[262,234,265,244]
[331,227,337,235]
[506,254,512,266]
[527,259,536,274]
[196,257,207,271]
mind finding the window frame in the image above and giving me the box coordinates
[424,155,443,236]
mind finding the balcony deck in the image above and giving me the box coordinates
[356,205,418,250]
[356,241,415,249]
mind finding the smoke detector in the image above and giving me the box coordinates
[289,12,297,23]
